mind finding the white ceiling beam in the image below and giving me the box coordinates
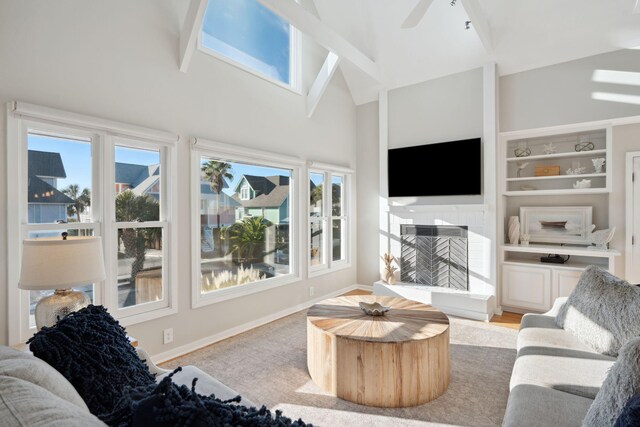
[256,0,382,83]
[461,0,493,54]
[307,52,341,118]
[179,0,208,73]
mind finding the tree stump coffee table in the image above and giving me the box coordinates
[307,295,450,408]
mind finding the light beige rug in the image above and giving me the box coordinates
[162,310,518,427]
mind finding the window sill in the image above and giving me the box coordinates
[117,305,178,327]
[308,262,352,279]
[193,274,301,308]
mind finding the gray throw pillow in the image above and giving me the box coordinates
[0,345,88,410]
[583,337,640,427]
[555,266,640,356]
[0,375,105,426]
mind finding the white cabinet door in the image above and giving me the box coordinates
[552,269,582,300]
[502,265,551,311]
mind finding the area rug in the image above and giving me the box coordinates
[162,310,518,426]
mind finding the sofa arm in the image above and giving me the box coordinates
[543,297,568,317]
[135,347,171,376]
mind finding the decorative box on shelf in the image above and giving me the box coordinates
[534,165,560,176]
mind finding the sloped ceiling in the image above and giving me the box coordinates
[312,0,640,105]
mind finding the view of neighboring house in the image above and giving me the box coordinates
[115,162,161,199]
[27,150,74,224]
[231,175,289,225]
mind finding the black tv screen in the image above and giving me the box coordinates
[388,138,482,197]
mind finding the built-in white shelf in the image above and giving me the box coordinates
[502,259,597,271]
[506,149,606,162]
[503,188,610,197]
[506,173,606,182]
[501,243,620,258]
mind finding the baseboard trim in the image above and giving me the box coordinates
[151,284,364,364]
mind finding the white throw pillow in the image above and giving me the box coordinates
[555,266,640,356]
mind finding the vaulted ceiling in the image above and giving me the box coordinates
[312,0,640,104]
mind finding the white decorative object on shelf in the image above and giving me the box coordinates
[573,179,592,189]
[516,162,529,177]
[592,158,605,173]
[586,225,616,250]
[520,234,530,246]
[566,166,587,175]
[520,185,537,191]
[508,216,520,245]
[543,143,557,155]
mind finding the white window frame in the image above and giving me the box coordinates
[197,0,302,94]
[6,102,178,344]
[191,137,303,308]
[307,164,353,278]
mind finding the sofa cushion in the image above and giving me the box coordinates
[503,384,593,427]
[555,266,640,356]
[614,394,640,427]
[0,375,105,426]
[159,365,256,407]
[518,313,602,354]
[510,347,614,399]
[584,337,640,427]
[0,345,88,410]
[27,305,155,419]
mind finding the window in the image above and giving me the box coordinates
[7,104,177,343]
[114,144,168,314]
[308,169,350,275]
[192,141,300,307]
[199,0,299,90]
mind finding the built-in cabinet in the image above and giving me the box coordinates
[498,123,620,313]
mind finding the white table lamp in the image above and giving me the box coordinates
[18,234,106,330]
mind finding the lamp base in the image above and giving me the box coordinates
[34,289,90,330]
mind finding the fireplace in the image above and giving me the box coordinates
[400,225,469,290]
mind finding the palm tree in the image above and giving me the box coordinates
[201,160,233,255]
[62,184,91,223]
[115,190,159,284]
[224,216,272,263]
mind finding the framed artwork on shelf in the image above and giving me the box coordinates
[520,206,593,245]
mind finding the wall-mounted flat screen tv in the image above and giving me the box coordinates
[388,138,482,197]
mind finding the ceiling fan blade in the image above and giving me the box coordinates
[401,0,435,29]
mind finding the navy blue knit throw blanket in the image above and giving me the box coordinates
[27,305,156,419]
[104,367,312,427]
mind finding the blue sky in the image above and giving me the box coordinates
[202,0,290,84]
[29,135,159,191]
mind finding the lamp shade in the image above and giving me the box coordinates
[19,236,106,290]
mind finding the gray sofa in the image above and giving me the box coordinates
[503,297,616,426]
[0,345,250,426]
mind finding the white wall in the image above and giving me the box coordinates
[388,67,484,148]
[0,0,358,353]
[500,49,640,133]
[355,101,379,285]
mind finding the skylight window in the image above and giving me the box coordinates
[200,0,298,89]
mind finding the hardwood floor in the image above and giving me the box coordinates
[489,312,523,330]
[342,289,523,329]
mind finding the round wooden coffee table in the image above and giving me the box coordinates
[307,295,450,408]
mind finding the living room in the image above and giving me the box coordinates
[2,0,640,426]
